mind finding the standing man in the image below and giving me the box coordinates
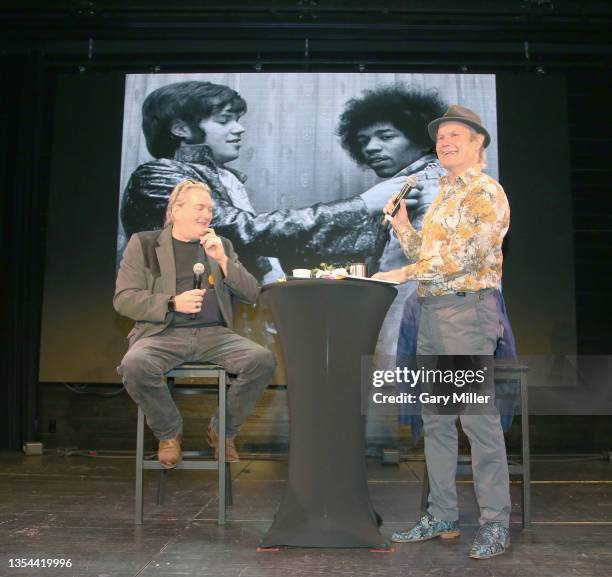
[374,105,512,559]
[336,86,447,356]
[115,180,276,465]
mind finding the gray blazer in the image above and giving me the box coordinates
[114,226,260,345]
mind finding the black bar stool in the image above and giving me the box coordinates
[135,363,233,525]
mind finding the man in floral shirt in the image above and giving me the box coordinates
[375,105,512,559]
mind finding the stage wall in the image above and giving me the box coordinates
[39,72,575,382]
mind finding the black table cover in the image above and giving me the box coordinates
[260,279,396,548]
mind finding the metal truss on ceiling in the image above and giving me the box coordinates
[1,0,610,71]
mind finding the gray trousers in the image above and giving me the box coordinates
[118,326,276,440]
[418,290,511,527]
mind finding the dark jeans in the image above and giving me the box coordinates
[118,326,276,440]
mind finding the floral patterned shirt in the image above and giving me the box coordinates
[397,166,510,297]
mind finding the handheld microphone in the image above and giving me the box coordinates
[382,175,419,227]
[191,262,206,319]
[193,262,205,289]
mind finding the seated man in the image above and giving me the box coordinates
[114,180,276,466]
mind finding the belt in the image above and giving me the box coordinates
[418,288,495,304]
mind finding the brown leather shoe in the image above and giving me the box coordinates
[207,426,239,462]
[158,437,182,469]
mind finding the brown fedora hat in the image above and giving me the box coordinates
[427,104,491,148]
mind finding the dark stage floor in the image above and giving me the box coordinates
[1,452,611,577]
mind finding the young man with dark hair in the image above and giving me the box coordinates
[140,81,248,160]
[338,86,446,174]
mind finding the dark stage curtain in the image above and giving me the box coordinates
[1,51,52,450]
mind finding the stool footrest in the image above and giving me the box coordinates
[143,461,221,471]
[135,364,230,525]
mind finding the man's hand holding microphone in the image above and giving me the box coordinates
[174,287,205,315]
[360,174,421,215]
[381,175,417,231]
[370,175,419,285]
